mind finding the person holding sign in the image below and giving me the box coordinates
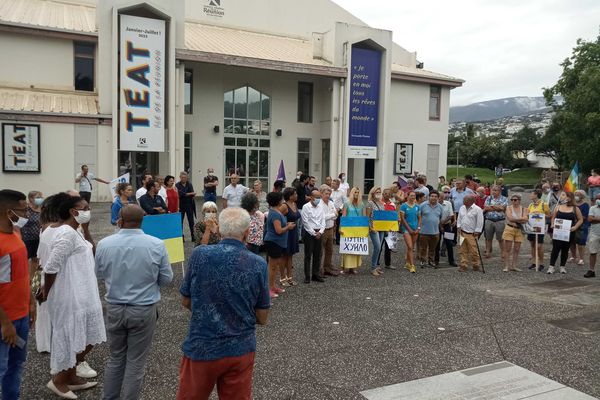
[502,194,528,272]
[367,186,386,276]
[548,192,583,274]
[341,187,366,274]
[400,192,421,273]
[527,189,550,271]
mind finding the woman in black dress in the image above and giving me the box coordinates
[282,187,300,286]
[548,191,583,274]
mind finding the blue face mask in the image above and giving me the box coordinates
[313,199,321,206]
[597,200,600,207]
[34,198,44,206]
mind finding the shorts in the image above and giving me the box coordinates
[264,241,285,259]
[588,234,600,254]
[24,239,39,259]
[527,234,544,244]
[502,225,523,243]
[484,219,505,241]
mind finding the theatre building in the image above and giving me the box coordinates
[0,0,463,201]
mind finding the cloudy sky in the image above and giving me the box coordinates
[333,0,600,106]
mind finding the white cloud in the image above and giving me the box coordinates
[332,0,600,106]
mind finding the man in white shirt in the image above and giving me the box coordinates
[135,173,153,201]
[330,178,347,245]
[319,185,339,277]
[222,174,249,208]
[156,176,168,204]
[301,190,326,284]
[457,195,484,272]
[75,164,110,204]
[338,172,350,195]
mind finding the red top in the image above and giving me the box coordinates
[0,231,30,321]
[166,187,179,213]
[475,195,487,209]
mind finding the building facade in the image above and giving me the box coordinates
[0,0,463,201]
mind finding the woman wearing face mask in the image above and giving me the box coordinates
[20,191,44,277]
[367,186,386,276]
[547,191,583,274]
[193,202,221,246]
[341,187,365,274]
[569,190,590,265]
[241,192,264,254]
[39,195,105,398]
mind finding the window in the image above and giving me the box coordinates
[297,139,310,174]
[429,85,441,120]
[184,69,193,114]
[223,86,271,186]
[74,42,95,91]
[184,132,192,175]
[297,82,313,123]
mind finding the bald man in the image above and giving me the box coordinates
[95,204,173,400]
[457,195,484,272]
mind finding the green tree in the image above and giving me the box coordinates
[460,135,513,169]
[542,33,600,172]
[509,125,537,160]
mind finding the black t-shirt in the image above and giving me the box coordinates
[204,175,218,194]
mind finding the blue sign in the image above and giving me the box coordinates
[348,46,381,158]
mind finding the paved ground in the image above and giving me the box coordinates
[21,202,600,399]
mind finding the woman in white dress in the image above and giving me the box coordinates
[41,195,106,399]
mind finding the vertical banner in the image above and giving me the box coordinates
[119,15,165,152]
[2,124,40,172]
[348,46,381,159]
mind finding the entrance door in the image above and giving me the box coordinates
[426,144,440,181]
[118,151,159,189]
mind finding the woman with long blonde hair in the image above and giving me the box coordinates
[341,187,365,274]
[367,186,385,276]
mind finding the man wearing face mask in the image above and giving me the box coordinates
[301,190,326,283]
[435,186,457,267]
[540,182,551,203]
[548,182,563,214]
[95,205,173,400]
[203,168,219,203]
[0,189,36,400]
[585,193,600,278]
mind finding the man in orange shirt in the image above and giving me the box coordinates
[0,189,36,399]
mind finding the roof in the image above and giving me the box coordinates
[0,86,99,116]
[0,0,96,34]
[391,64,464,87]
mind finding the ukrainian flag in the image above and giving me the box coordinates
[141,213,185,263]
[340,216,369,238]
[564,161,579,193]
[372,210,399,231]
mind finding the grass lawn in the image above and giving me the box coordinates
[446,167,544,185]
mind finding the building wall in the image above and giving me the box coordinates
[0,121,75,195]
[0,32,74,89]
[184,63,334,191]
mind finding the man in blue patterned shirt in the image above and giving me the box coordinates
[177,207,270,400]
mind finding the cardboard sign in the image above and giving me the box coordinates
[524,212,546,235]
[340,236,369,255]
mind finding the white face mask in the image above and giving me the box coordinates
[574,195,581,202]
[10,210,29,229]
[205,211,217,220]
[375,194,382,200]
[596,200,600,207]
[74,210,91,224]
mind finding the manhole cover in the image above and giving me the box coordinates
[547,313,600,334]
[529,279,594,290]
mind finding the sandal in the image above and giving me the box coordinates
[371,270,380,276]
[287,277,297,286]
[280,279,291,287]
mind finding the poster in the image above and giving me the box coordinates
[109,173,131,200]
[340,236,369,255]
[348,46,381,159]
[119,15,166,152]
[141,213,184,263]
[524,212,546,235]
[394,143,413,175]
[2,124,40,172]
[552,218,572,242]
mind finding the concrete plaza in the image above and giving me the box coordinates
[21,203,600,399]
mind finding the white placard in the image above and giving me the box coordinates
[109,173,131,200]
[384,231,399,252]
[2,124,40,172]
[340,236,369,255]
[443,231,455,240]
[524,212,546,235]
[119,15,165,152]
[552,218,572,242]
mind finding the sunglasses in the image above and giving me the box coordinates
[511,199,519,202]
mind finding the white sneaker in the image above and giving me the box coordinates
[547,266,555,274]
[560,266,567,274]
[76,361,97,378]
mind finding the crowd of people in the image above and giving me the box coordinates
[1,166,599,399]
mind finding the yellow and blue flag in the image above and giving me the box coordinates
[340,216,369,238]
[564,161,579,193]
[141,213,185,263]
[372,210,399,231]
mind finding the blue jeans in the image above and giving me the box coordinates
[0,316,29,400]
[369,231,385,268]
[203,192,217,203]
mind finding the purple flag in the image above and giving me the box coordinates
[397,175,408,189]
[276,160,286,182]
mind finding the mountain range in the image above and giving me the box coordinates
[449,96,555,123]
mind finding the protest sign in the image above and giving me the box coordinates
[552,218,572,242]
[340,237,369,255]
[524,212,546,235]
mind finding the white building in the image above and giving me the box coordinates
[0,0,463,201]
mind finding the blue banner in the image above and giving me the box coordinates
[348,46,381,158]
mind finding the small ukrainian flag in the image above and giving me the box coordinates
[372,210,399,232]
[339,216,369,238]
[141,213,185,263]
